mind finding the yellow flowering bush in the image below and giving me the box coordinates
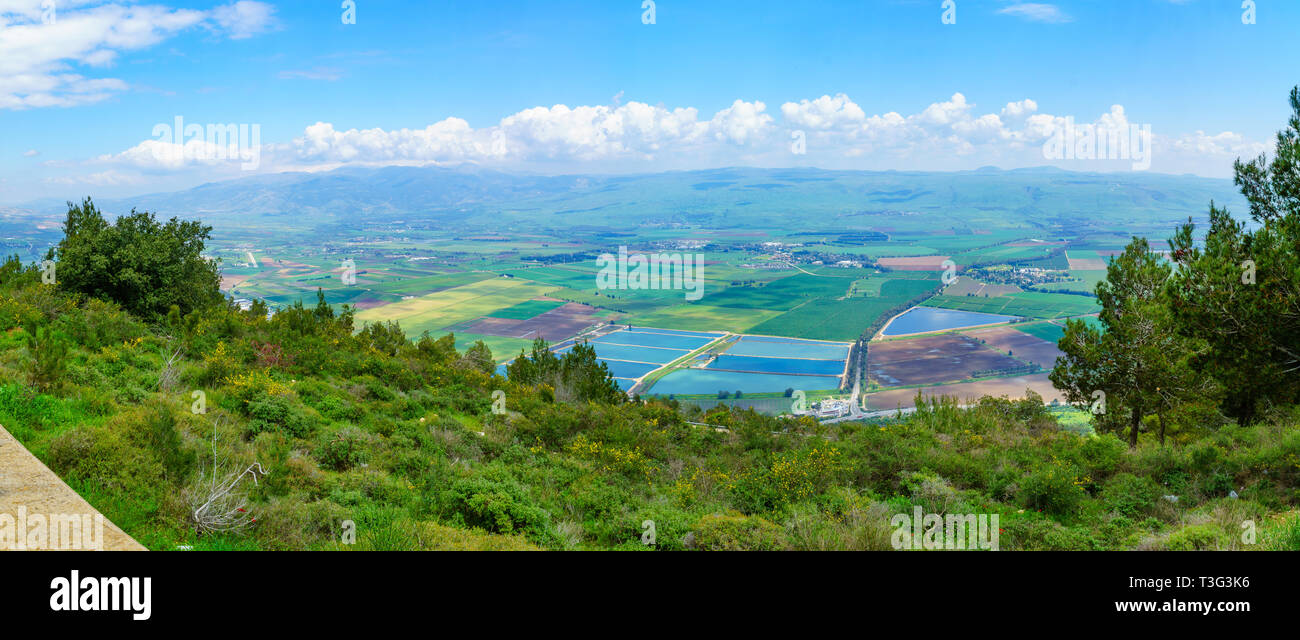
[567,435,654,479]
[201,340,239,384]
[669,467,729,506]
[224,368,294,406]
[771,446,843,503]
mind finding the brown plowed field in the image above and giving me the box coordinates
[865,373,1064,410]
[868,334,1025,387]
[962,326,1064,368]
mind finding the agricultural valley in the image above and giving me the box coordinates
[179,167,1174,417]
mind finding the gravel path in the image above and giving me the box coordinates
[0,423,146,551]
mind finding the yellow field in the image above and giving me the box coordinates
[625,304,782,333]
[355,277,552,337]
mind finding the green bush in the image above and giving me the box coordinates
[691,512,787,551]
[24,325,69,392]
[314,394,362,421]
[59,298,145,350]
[1267,515,1300,551]
[142,402,195,484]
[1165,524,1222,551]
[1002,515,1101,550]
[1018,467,1084,516]
[432,470,554,544]
[315,426,370,471]
[244,395,315,439]
[1197,471,1235,498]
[1100,473,1161,518]
[47,417,166,495]
[631,504,696,551]
[729,468,780,515]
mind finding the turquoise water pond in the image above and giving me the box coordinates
[559,342,685,364]
[647,369,841,395]
[881,307,1018,336]
[725,336,851,360]
[709,354,845,376]
[591,330,714,350]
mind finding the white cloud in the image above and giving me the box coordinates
[71,93,1267,186]
[997,3,1073,23]
[708,99,772,145]
[781,93,866,131]
[281,100,771,166]
[1171,130,1269,158]
[0,1,276,110]
[292,118,486,164]
[44,169,144,186]
[1000,99,1038,120]
[210,1,276,40]
[278,67,344,81]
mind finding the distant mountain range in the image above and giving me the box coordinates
[13,165,1251,236]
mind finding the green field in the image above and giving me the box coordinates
[355,277,553,337]
[849,277,885,296]
[487,299,566,319]
[500,265,597,290]
[260,287,405,307]
[1013,322,1066,344]
[952,244,1056,265]
[451,332,536,362]
[923,291,1101,318]
[624,304,781,332]
[379,271,496,295]
[748,278,941,340]
[1032,269,1107,294]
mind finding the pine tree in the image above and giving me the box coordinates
[1167,86,1300,422]
[1051,238,1209,447]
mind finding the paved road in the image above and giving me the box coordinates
[0,423,146,551]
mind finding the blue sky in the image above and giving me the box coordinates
[1,0,1297,203]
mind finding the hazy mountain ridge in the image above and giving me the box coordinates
[11,165,1250,234]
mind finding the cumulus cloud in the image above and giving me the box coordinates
[1171,130,1269,158]
[1000,99,1038,120]
[780,92,1044,155]
[0,1,276,110]
[781,94,866,131]
[292,118,486,164]
[709,100,772,145]
[283,100,771,166]
[74,93,1267,184]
